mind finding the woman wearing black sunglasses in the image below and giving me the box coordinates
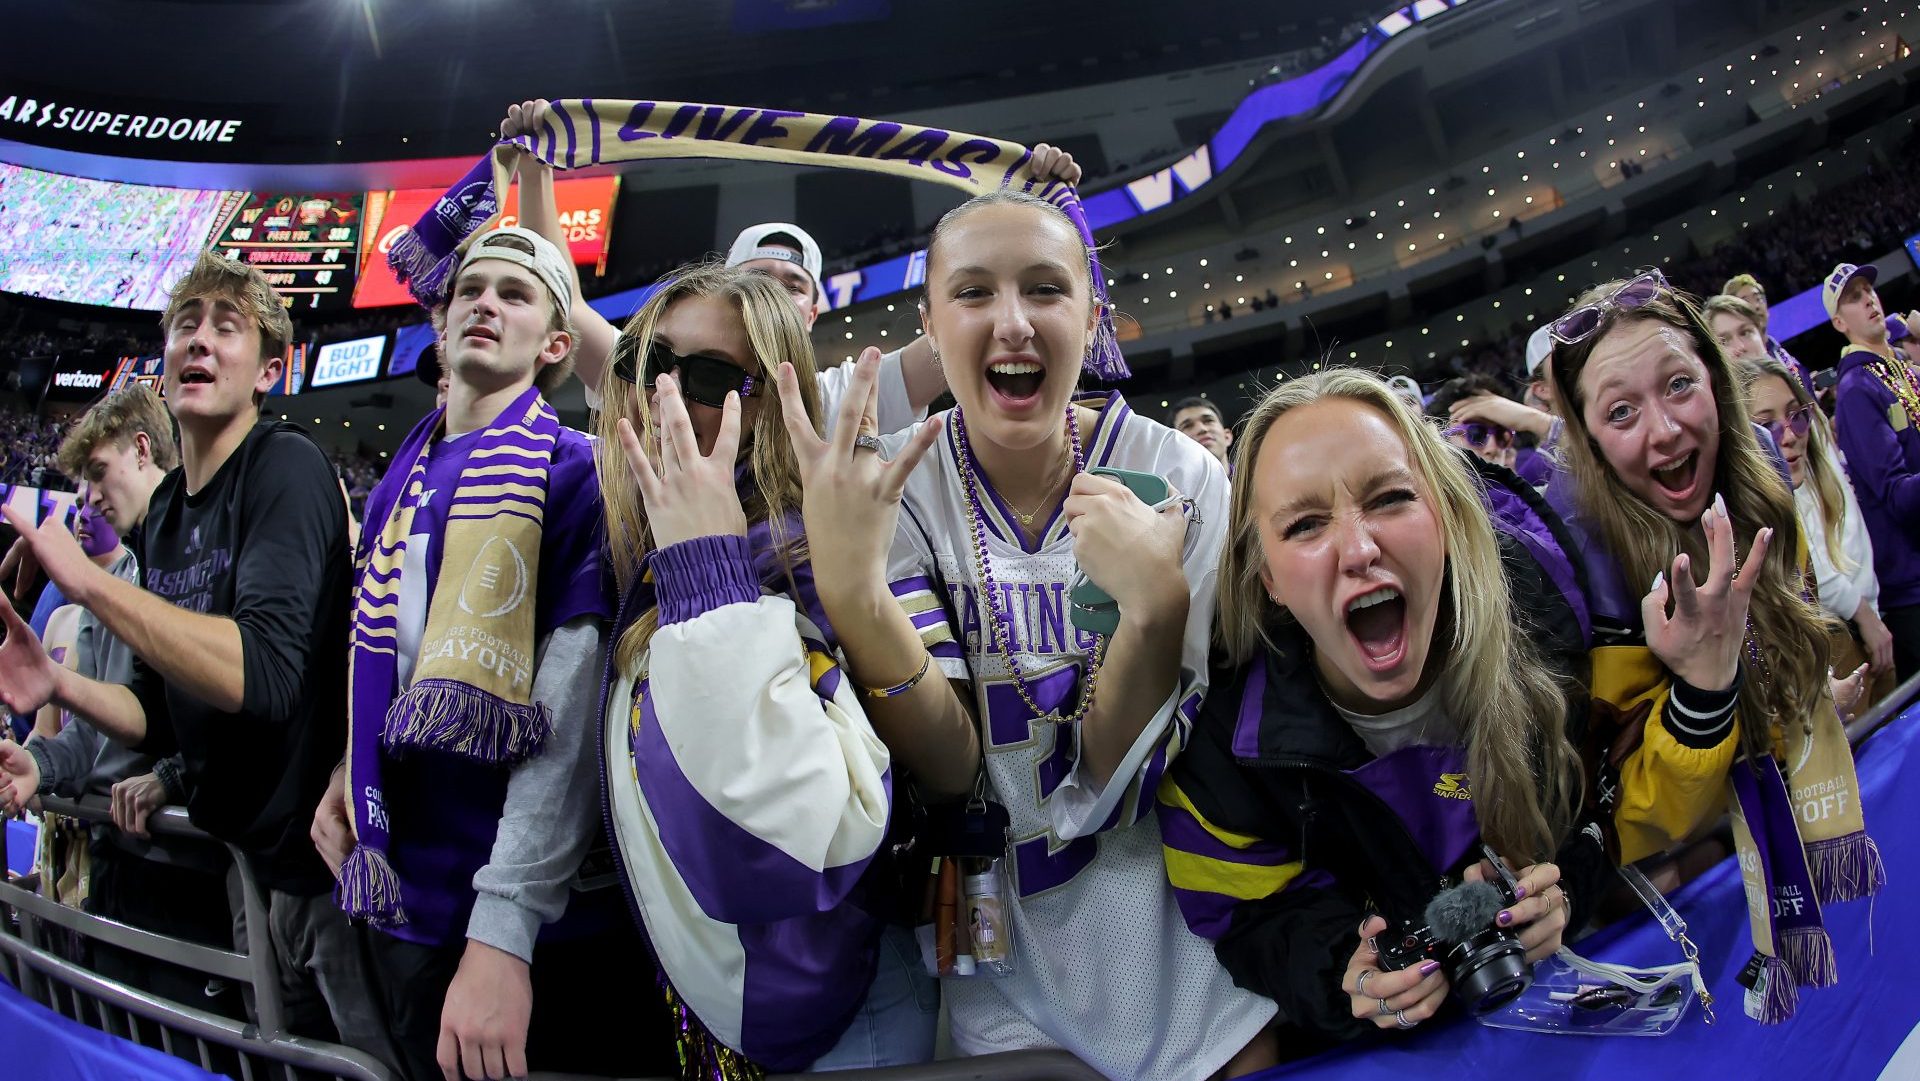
[1540,271,1833,866]
[591,262,938,1075]
[1744,358,1891,709]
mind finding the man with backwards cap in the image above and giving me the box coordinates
[1826,261,1920,680]
[498,98,1084,433]
[309,225,635,1080]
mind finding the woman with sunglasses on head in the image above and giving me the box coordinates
[776,190,1278,1079]
[1538,270,1834,866]
[1161,369,1608,1045]
[593,262,936,1077]
[1743,359,1890,708]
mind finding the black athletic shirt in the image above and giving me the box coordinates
[133,421,349,894]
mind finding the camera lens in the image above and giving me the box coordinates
[1446,927,1533,1015]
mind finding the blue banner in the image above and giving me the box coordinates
[1,977,225,1080]
[1251,701,1920,1079]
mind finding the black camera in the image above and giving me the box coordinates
[1374,878,1533,1015]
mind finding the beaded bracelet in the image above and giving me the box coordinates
[859,651,933,699]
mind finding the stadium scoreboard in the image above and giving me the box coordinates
[214,193,363,309]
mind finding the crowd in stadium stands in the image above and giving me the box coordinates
[332,449,383,519]
[0,90,1914,1081]
[0,405,69,488]
[1425,160,1920,393]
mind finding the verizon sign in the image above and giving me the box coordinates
[43,353,117,402]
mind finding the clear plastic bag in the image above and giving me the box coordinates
[916,854,1017,979]
[1477,948,1699,1036]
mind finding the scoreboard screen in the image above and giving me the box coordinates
[214,193,363,309]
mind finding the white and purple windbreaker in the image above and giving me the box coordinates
[601,527,894,1071]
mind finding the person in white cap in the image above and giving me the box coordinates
[1523,322,1557,412]
[498,98,1084,437]
[1825,261,1920,680]
[309,224,648,1080]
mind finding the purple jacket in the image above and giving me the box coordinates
[1833,349,1920,608]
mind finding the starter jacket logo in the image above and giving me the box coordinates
[1433,773,1472,800]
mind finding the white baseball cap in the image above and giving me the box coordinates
[1386,374,1422,402]
[1524,324,1555,377]
[726,223,823,291]
[1821,262,1877,319]
[458,225,574,315]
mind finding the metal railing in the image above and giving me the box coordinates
[1847,671,1920,747]
[0,795,394,1081]
[5,671,1914,1081]
[0,796,1107,1080]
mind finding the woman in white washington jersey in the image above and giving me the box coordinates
[777,190,1275,1080]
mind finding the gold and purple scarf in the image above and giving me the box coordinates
[388,99,1129,381]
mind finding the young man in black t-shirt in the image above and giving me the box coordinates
[0,250,393,1065]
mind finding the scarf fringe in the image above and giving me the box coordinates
[335,844,408,928]
[1806,831,1886,904]
[1779,926,1838,988]
[1748,953,1799,1025]
[386,228,441,290]
[382,679,553,765]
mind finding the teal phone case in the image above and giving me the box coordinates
[1069,467,1173,636]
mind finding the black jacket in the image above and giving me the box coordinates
[1161,461,1612,1042]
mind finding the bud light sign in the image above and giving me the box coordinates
[309,334,388,389]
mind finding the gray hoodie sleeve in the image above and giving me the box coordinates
[466,616,606,962]
[26,606,113,797]
[26,717,102,799]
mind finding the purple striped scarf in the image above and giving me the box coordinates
[336,386,560,925]
[386,99,1129,381]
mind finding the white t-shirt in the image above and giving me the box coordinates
[882,393,1272,1081]
[1330,684,1453,759]
[1796,478,1880,620]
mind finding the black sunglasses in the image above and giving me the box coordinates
[612,339,760,408]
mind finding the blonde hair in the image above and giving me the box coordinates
[57,383,180,476]
[1548,279,1831,762]
[919,189,1114,365]
[1702,293,1765,336]
[161,249,294,366]
[1743,358,1854,574]
[595,262,823,675]
[1218,368,1581,863]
